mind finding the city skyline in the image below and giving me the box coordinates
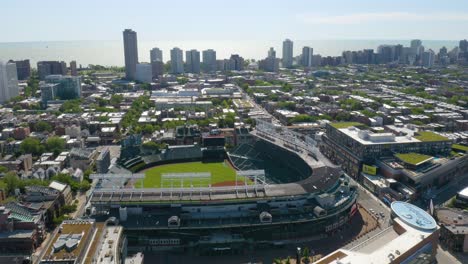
[1,0,468,42]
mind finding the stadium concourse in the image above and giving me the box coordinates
[87,120,359,254]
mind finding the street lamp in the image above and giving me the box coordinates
[296,247,301,264]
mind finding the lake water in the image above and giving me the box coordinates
[0,39,459,67]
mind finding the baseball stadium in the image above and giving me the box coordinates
[89,120,358,254]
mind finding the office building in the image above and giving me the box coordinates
[0,61,19,103]
[422,49,435,68]
[45,75,81,100]
[321,123,451,179]
[40,83,59,105]
[70,60,77,76]
[123,29,139,80]
[202,49,217,72]
[301,46,313,67]
[170,47,184,74]
[185,49,201,74]
[228,54,244,71]
[135,63,153,83]
[37,61,67,80]
[10,59,30,80]
[150,47,163,63]
[282,39,294,68]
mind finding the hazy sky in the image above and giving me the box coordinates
[2,0,468,42]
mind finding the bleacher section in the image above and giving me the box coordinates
[228,140,312,184]
[125,145,204,171]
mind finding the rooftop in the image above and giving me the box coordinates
[414,131,449,142]
[395,153,433,166]
[41,220,96,263]
[315,202,438,264]
[330,122,364,129]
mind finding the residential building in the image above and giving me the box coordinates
[170,47,184,74]
[422,49,435,68]
[135,63,153,83]
[282,39,294,68]
[185,49,201,74]
[123,29,138,80]
[96,147,111,173]
[202,49,217,72]
[37,61,66,80]
[151,61,164,78]
[228,54,244,71]
[0,61,19,103]
[436,207,468,252]
[70,60,77,76]
[259,47,279,72]
[302,46,313,67]
[10,59,30,80]
[150,47,163,62]
[44,75,81,100]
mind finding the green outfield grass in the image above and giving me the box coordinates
[137,161,248,188]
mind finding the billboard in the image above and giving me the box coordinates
[362,164,377,175]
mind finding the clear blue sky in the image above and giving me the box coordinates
[2,0,468,42]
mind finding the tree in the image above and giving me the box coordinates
[302,247,310,263]
[35,121,53,132]
[142,124,155,135]
[0,166,8,173]
[60,99,82,113]
[2,172,20,195]
[46,136,66,156]
[110,94,124,106]
[142,141,162,152]
[20,137,45,156]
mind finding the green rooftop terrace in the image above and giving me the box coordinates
[452,144,468,152]
[414,131,449,142]
[395,153,433,166]
[330,122,365,129]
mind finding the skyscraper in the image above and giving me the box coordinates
[268,47,276,58]
[10,59,30,80]
[185,49,201,74]
[460,39,468,52]
[410,39,422,49]
[0,61,19,103]
[202,49,217,72]
[150,48,163,62]
[301,46,313,67]
[123,29,138,80]
[70,60,78,76]
[170,47,184,74]
[282,39,294,68]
